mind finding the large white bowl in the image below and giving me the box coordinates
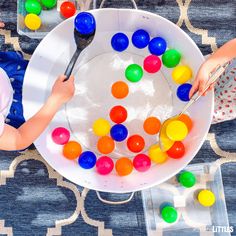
[23,9,213,193]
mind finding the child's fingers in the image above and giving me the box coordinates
[68,75,75,83]
[198,79,207,95]
[189,80,199,98]
[58,75,67,82]
[0,22,5,28]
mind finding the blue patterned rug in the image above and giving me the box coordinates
[0,0,236,235]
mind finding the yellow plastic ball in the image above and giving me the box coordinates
[172,65,192,84]
[24,13,41,31]
[148,144,168,164]
[198,190,216,207]
[92,118,111,136]
[166,120,188,141]
[159,119,175,151]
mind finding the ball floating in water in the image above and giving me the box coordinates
[127,135,145,153]
[167,141,185,159]
[148,37,167,56]
[198,190,216,207]
[177,83,192,102]
[63,141,82,160]
[110,124,128,142]
[166,120,188,141]
[78,151,97,169]
[111,32,129,52]
[125,64,143,82]
[162,49,181,68]
[132,29,150,49]
[178,171,196,188]
[133,154,151,172]
[172,65,192,84]
[60,1,76,18]
[178,114,193,131]
[111,81,129,99]
[143,117,161,135]
[143,55,162,73]
[109,105,127,124]
[74,12,96,35]
[148,144,168,164]
[115,157,133,176]
[96,156,114,175]
[41,0,56,9]
[25,0,42,15]
[93,118,111,137]
[52,127,70,145]
[97,136,115,154]
[161,206,178,223]
[24,13,41,30]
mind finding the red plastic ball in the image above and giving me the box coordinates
[51,127,70,145]
[143,55,162,73]
[133,154,151,172]
[109,105,128,124]
[60,1,76,18]
[96,156,114,175]
[127,135,145,153]
[166,141,185,159]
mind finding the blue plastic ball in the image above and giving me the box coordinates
[74,12,96,35]
[148,37,167,56]
[111,33,129,52]
[132,29,150,49]
[177,83,192,102]
[110,124,128,142]
[78,151,97,169]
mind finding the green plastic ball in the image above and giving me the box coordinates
[178,171,196,188]
[161,206,178,223]
[25,0,42,15]
[41,0,57,9]
[162,49,181,68]
[125,64,143,82]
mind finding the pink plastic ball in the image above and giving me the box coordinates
[51,127,70,145]
[143,55,162,73]
[133,154,151,172]
[96,156,114,175]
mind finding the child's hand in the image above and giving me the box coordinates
[0,22,5,28]
[51,75,75,105]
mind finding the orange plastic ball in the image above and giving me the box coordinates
[63,141,82,160]
[143,117,161,135]
[127,135,145,153]
[111,81,129,99]
[97,136,115,154]
[115,157,133,176]
[178,114,193,131]
[109,105,128,124]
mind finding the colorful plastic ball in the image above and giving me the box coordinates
[111,32,129,52]
[51,127,70,145]
[161,206,178,223]
[148,37,167,56]
[110,124,128,142]
[127,135,145,153]
[148,144,168,164]
[162,49,181,68]
[198,190,216,207]
[177,83,192,102]
[60,1,76,18]
[74,12,96,35]
[166,120,188,141]
[143,117,161,135]
[96,156,114,175]
[24,13,41,31]
[143,55,162,73]
[78,151,97,169]
[133,154,151,172]
[109,105,127,124]
[178,114,193,131]
[97,136,115,154]
[41,0,56,9]
[125,64,143,82]
[115,157,133,176]
[111,81,129,99]
[132,29,150,49]
[172,65,192,84]
[167,141,185,159]
[63,141,82,160]
[178,171,196,188]
[92,118,111,136]
[25,0,42,15]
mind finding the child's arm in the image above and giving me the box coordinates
[0,75,75,150]
[189,38,236,97]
